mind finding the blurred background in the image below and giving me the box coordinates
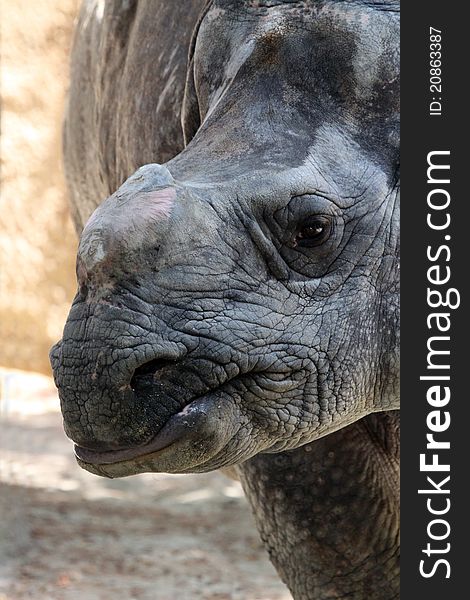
[0,2,290,598]
[1,0,77,375]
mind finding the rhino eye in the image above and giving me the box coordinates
[295,216,333,248]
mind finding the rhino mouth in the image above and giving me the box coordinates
[72,382,245,478]
[67,358,302,478]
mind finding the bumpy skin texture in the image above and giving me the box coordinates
[238,412,400,599]
[52,1,400,598]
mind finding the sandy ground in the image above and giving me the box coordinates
[0,371,291,600]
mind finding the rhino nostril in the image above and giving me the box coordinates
[130,358,177,390]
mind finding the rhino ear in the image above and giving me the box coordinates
[181,54,201,146]
[181,2,212,145]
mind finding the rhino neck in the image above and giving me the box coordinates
[237,411,400,600]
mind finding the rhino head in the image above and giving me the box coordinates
[51,0,399,481]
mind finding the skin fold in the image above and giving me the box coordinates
[51,1,400,598]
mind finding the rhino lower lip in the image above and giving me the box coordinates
[74,430,176,465]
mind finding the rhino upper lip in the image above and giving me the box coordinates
[72,361,243,465]
[73,357,229,466]
[73,394,208,466]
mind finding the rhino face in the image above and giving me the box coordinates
[51,0,399,478]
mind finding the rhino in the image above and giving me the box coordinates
[50,1,400,598]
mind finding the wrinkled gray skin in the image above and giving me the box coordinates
[51,1,400,598]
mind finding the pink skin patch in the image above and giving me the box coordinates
[139,187,176,220]
[83,186,176,234]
